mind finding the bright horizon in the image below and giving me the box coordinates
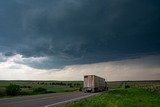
[0,54,160,81]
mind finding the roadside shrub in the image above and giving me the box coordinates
[125,85,130,89]
[6,84,21,96]
[28,86,31,89]
[46,91,56,93]
[33,87,47,94]
[79,86,83,91]
[0,88,6,96]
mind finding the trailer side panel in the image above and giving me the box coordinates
[83,75,107,92]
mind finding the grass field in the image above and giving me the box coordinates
[0,80,160,104]
[64,88,160,107]
[63,80,160,107]
[0,80,83,97]
[107,80,160,92]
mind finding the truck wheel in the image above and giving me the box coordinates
[91,89,95,93]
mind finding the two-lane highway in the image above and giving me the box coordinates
[0,92,98,107]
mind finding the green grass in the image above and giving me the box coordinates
[0,80,83,97]
[64,88,160,107]
[0,80,159,98]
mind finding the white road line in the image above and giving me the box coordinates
[44,93,98,107]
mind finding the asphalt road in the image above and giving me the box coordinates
[0,92,98,107]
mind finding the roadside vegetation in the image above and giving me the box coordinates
[64,80,160,107]
[64,88,160,107]
[0,81,83,97]
[6,84,21,96]
[0,80,160,105]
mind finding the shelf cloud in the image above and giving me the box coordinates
[0,54,159,80]
[0,0,160,80]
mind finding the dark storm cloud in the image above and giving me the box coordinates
[0,0,160,69]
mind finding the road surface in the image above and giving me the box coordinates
[0,92,98,107]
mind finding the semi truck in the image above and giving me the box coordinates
[83,75,108,92]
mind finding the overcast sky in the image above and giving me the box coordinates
[0,0,160,80]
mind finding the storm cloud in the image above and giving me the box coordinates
[0,0,160,69]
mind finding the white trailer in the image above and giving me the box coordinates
[83,75,108,92]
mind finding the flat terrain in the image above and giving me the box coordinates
[0,80,160,107]
[0,81,83,97]
[64,88,160,107]
[63,80,160,107]
[0,92,97,107]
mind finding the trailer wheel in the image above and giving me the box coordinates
[91,89,95,93]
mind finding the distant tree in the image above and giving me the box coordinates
[33,87,47,94]
[28,86,31,88]
[68,83,73,88]
[125,85,130,89]
[62,82,64,85]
